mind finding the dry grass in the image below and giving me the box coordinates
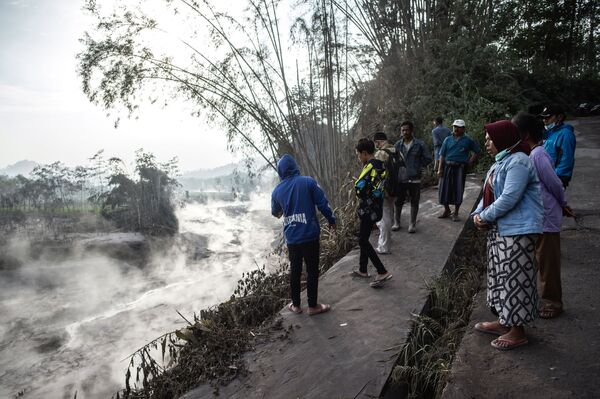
[390,228,487,399]
[113,178,362,399]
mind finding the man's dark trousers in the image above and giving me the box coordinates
[288,239,320,308]
[358,218,387,274]
[395,182,421,225]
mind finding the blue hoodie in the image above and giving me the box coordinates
[543,123,576,178]
[271,154,336,245]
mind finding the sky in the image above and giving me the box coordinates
[0,0,236,172]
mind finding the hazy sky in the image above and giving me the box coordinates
[0,0,235,172]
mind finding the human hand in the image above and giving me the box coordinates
[473,214,490,230]
[437,170,443,178]
[562,205,576,218]
[329,223,337,232]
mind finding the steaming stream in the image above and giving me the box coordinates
[0,193,280,398]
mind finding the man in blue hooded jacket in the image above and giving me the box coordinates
[271,154,336,315]
[540,104,576,188]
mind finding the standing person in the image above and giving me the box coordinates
[437,119,480,221]
[472,120,543,350]
[540,104,576,188]
[352,138,393,288]
[271,154,335,316]
[432,117,451,172]
[393,121,432,233]
[373,131,397,253]
[514,112,575,318]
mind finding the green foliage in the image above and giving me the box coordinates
[496,0,599,79]
[352,0,599,154]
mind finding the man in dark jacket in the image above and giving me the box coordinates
[271,154,336,315]
[394,121,432,233]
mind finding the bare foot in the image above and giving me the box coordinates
[474,320,510,336]
[287,303,302,314]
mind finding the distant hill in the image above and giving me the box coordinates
[0,160,38,177]
[178,159,275,193]
[180,157,270,179]
[180,163,239,179]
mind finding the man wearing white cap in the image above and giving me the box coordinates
[436,119,480,221]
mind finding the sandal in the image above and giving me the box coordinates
[374,273,392,282]
[474,321,510,336]
[539,306,562,319]
[349,270,371,278]
[287,303,302,314]
[452,213,460,222]
[370,273,392,288]
[491,336,528,351]
[308,303,331,316]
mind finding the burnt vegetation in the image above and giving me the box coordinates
[0,150,180,238]
[114,179,361,398]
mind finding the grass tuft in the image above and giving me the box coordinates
[389,228,487,399]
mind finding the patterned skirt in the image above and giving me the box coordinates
[486,228,539,326]
[438,163,466,205]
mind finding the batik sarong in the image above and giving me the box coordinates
[487,228,539,326]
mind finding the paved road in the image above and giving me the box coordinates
[182,172,483,398]
[442,117,600,399]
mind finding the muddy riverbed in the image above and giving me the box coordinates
[0,194,280,398]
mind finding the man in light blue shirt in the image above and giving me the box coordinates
[437,119,480,221]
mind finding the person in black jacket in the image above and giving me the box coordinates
[352,138,393,288]
[393,121,432,233]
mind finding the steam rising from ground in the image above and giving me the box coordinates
[0,192,280,398]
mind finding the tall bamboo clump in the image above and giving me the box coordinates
[79,0,366,205]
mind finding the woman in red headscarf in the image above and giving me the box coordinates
[471,120,544,350]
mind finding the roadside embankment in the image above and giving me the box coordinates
[182,175,483,398]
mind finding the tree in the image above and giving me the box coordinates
[78,0,361,203]
[101,151,180,235]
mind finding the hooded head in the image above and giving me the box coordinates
[485,120,530,155]
[277,154,301,180]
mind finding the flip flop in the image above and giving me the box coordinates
[370,274,392,288]
[491,336,529,351]
[287,303,302,314]
[308,303,331,316]
[349,270,371,278]
[474,322,510,336]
